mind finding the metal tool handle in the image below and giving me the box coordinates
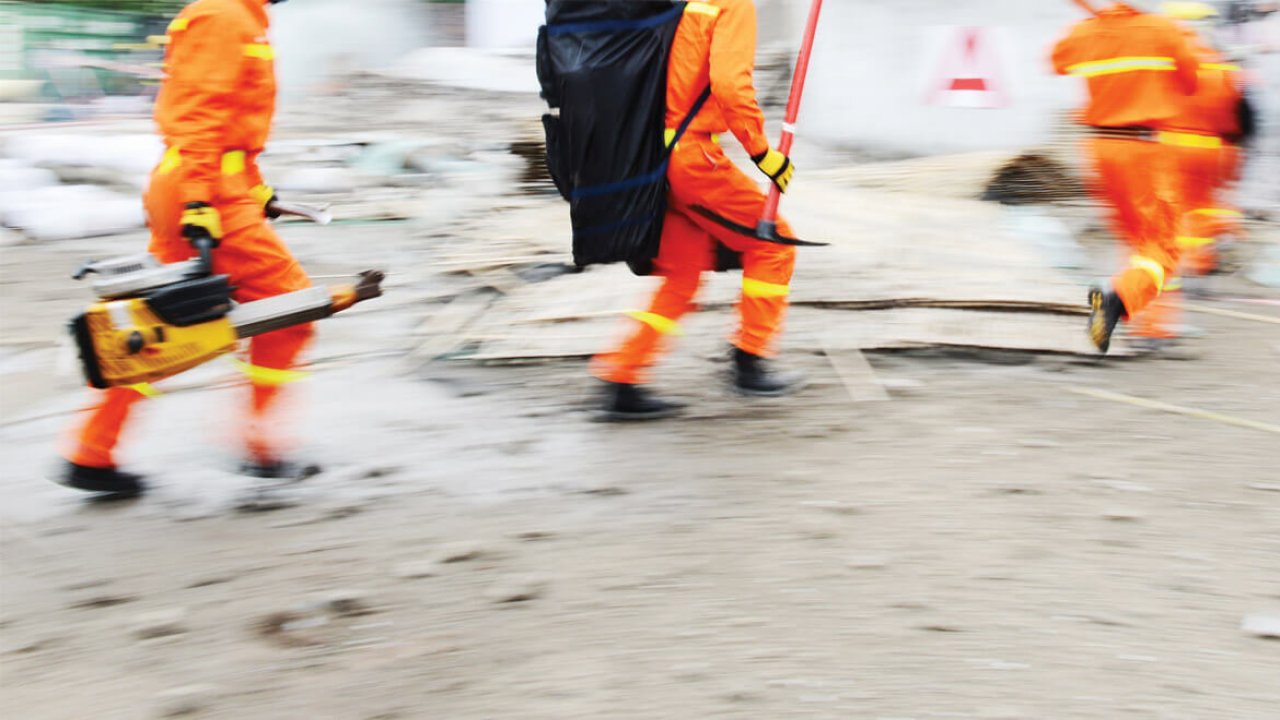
[757,0,824,239]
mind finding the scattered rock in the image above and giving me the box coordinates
[153,685,219,718]
[577,485,629,497]
[1241,614,1280,639]
[485,575,546,604]
[433,541,487,564]
[510,530,556,543]
[70,595,138,610]
[256,611,327,648]
[312,590,375,618]
[1017,438,1060,449]
[1247,483,1280,493]
[1102,510,1144,522]
[131,609,189,640]
[392,561,442,580]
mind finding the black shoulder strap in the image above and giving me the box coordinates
[665,86,714,158]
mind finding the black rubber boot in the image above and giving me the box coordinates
[239,460,322,482]
[1087,287,1126,355]
[58,462,146,498]
[731,347,806,397]
[597,382,684,422]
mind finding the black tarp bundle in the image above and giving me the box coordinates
[537,1,689,274]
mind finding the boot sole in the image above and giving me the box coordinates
[732,379,810,398]
[592,407,685,423]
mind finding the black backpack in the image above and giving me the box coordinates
[537,1,711,275]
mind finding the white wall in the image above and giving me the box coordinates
[775,0,1087,154]
[457,0,1092,154]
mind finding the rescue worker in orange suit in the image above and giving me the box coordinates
[57,0,310,498]
[1130,3,1247,342]
[1052,1,1201,353]
[592,0,804,419]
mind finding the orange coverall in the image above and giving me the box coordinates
[1131,28,1244,338]
[1166,30,1244,276]
[66,0,311,469]
[593,0,795,385]
[1052,3,1200,320]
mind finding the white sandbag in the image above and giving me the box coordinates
[3,134,164,177]
[0,185,145,242]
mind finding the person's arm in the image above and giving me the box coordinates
[160,10,246,206]
[708,0,769,157]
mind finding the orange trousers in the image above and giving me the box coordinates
[1129,142,1241,338]
[593,135,797,385]
[1089,137,1180,319]
[65,164,313,469]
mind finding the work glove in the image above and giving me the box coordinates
[751,148,795,193]
[180,202,223,244]
[250,183,282,219]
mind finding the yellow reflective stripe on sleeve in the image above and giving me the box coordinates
[157,146,182,175]
[1202,63,1241,72]
[221,150,246,176]
[1157,131,1223,149]
[1131,255,1167,292]
[742,277,791,299]
[1177,235,1215,248]
[230,358,309,386]
[628,311,682,336]
[129,383,162,398]
[168,17,190,33]
[1189,207,1242,218]
[244,43,275,60]
[1068,56,1176,78]
[685,2,721,17]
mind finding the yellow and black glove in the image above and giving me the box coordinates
[180,202,223,244]
[250,183,282,219]
[751,148,795,193]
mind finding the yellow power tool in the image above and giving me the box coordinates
[70,235,384,390]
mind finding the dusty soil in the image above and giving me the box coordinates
[2,79,1279,719]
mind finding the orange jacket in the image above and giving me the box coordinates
[666,0,769,158]
[155,0,276,207]
[1052,3,1199,128]
[1165,28,1243,136]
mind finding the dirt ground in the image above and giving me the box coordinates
[2,81,1280,718]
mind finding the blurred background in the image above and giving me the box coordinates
[1,2,1278,718]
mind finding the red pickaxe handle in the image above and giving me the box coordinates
[757,0,824,238]
[1071,0,1101,16]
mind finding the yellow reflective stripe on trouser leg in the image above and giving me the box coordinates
[221,150,246,176]
[1177,235,1215,248]
[129,383,161,398]
[1130,255,1167,293]
[230,358,309,386]
[157,146,182,175]
[167,17,190,33]
[628,311,682,336]
[742,277,791,299]
[1189,208,1242,219]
